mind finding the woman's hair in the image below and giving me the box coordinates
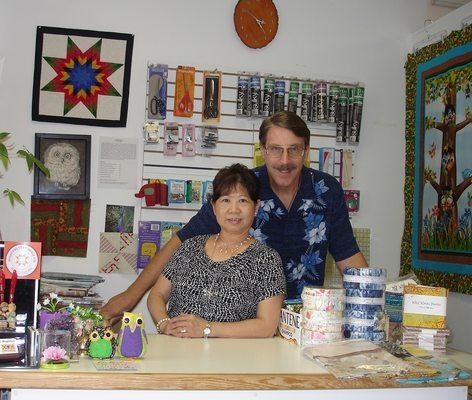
[211,163,260,203]
[259,110,311,147]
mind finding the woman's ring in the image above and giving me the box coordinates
[180,329,187,333]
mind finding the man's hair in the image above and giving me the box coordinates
[259,111,311,147]
[211,163,260,203]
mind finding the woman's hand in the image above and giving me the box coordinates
[166,314,208,338]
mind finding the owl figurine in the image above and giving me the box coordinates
[44,142,81,190]
[86,326,117,359]
[116,312,148,358]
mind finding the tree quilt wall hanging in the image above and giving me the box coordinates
[32,26,134,127]
[401,24,472,294]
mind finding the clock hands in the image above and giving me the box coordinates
[242,8,266,31]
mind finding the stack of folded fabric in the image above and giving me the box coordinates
[385,291,404,342]
[401,326,450,353]
[300,287,344,345]
[343,267,387,342]
[401,284,449,352]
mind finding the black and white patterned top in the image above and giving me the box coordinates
[163,235,286,322]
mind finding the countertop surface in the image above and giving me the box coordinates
[1,335,471,390]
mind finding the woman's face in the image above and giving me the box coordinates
[212,184,259,237]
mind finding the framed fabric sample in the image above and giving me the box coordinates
[34,133,91,199]
[32,26,134,127]
[30,198,91,257]
[401,25,472,294]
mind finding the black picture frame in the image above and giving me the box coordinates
[32,26,134,127]
[34,133,91,200]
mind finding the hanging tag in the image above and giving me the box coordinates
[174,66,195,118]
[236,75,251,117]
[202,71,222,124]
[185,181,193,203]
[202,181,214,204]
[198,126,218,156]
[167,179,186,204]
[274,80,285,113]
[341,149,353,189]
[344,190,360,214]
[349,86,364,144]
[287,80,299,114]
[336,87,348,143]
[164,122,179,156]
[190,181,202,204]
[147,64,168,120]
[182,124,196,157]
[319,148,335,176]
[143,121,160,143]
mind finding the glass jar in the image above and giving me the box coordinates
[39,329,71,369]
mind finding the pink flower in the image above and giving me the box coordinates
[41,346,68,362]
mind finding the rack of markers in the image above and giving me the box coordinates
[343,267,387,342]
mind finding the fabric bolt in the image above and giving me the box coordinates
[345,288,385,298]
[301,308,344,321]
[344,330,385,342]
[344,267,387,283]
[178,165,360,299]
[162,235,286,323]
[345,317,384,329]
[301,329,344,345]
[30,198,90,257]
[343,281,386,290]
[345,296,385,306]
[99,232,138,274]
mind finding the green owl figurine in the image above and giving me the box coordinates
[86,326,117,359]
[116,312,147,358]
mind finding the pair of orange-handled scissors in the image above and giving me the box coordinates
[178,73,193,114]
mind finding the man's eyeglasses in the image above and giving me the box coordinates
[263,145,306,159]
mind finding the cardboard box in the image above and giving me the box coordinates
[278,308,301,345]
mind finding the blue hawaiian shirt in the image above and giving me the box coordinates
[177,166,359,299]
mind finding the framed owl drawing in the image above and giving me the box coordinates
[34,133,91,199]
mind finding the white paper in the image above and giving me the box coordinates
[403,294,447,316]
[98,137,138,189]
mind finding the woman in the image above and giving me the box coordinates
[147,163,285,338]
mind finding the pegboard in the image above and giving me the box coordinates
[140,66,359,222]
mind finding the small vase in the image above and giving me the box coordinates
[39,311,68,329]
[39,329,71,369]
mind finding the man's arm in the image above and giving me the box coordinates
[100,235,181,324]
[335,251,368,274]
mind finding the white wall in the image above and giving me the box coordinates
[1,0,467,348]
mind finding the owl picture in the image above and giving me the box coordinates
[86,326,117,359]
[116,312,147,358]
[44,142,81,190]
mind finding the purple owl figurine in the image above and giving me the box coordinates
[116,312,147,358]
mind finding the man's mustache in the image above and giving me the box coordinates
[275,164,296,172]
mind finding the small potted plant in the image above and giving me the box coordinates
[37,292,68,329]
[39,330,71,370]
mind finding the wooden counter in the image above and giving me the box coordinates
[1,335,471,391]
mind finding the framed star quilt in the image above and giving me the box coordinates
[32,26,134,127]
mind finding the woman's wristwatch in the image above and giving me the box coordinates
[156,317,170,334]
[203,323,211,339]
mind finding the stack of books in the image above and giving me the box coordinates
[40,272,105,309]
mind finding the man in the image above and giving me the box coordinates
[102,111,367,322]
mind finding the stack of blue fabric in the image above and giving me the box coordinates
[343,267,387,342]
